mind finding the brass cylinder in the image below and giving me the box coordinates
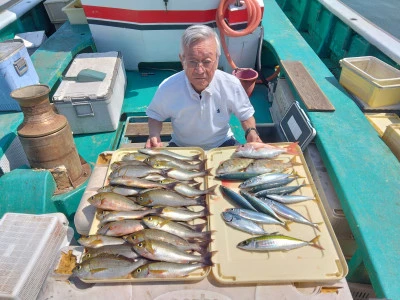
[11,84,83,182]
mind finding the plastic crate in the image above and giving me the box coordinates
[0,213,68,300]
[382,123,400,160]
[339,56,400,108]
[14,31,47,56]
[365,113,400,136]
[62,0,87,24]
[44,0,70,23]
[348,283,376,300]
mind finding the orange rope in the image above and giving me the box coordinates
[216,0,262,70]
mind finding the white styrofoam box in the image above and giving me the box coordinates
[0,40,40,111]
[0,213,69,300]
[53,51,126,134]
[0,135,30,173]
[43,0,70,23]
[14,31,47,55]
[303,144,354,239]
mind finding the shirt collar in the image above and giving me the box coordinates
[184,73,214,100]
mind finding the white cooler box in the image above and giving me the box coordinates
[0,40,40,111]
[53,51,126,134]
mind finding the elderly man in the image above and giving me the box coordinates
[145,24,262,150]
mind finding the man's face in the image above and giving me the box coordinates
[180,37,218,93]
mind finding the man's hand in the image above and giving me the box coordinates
[246,130,262,143]
[145,136,163,148]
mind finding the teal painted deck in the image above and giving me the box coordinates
[262,0,399,299]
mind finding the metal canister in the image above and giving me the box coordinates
[11,84,83,183]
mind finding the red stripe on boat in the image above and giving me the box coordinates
[82,6,218,23]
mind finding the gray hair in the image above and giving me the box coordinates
[180,25,221,57]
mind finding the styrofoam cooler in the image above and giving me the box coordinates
[53,51,126,134]
[0,40,40,111]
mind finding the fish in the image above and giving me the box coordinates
[237,234,324,251]
[124,229,209,254]
[234,142,298,159]
[82,244,139,261]
[77,235,126,248]
[215,172,263,181]
[144,154,205,171]
[97,185,143,196]
[98,208,162,224]
[162,168,211,181]
[132,239,212,264]
[240,191,283,222]
[132,261,211,278]
[139,148,202,162]
[226,208,290,230]
[266,194,315,204]
[221,212,276,235]
[247,177,297,193]
[121,152,149,161]
[109,165,163,179]
[159,178,197,185]
[142,216,212,240]
[72,255,148,280]
[110,160,148,171]
[157,206,209,222]
[254,184,305,197]
[97,219,145,236]
[173,182,217,197]
[262,199,321,231]
[239,172,291,189]
[220,186,257,211]
[88,192,144,211]
[136,189,206,207]
[109,176,176,190]
[245,156,301,174]
[215,158,254,174]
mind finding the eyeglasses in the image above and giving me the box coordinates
[184,59,216,69]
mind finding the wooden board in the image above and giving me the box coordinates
[124,122,173,137]
[281,60,335,111]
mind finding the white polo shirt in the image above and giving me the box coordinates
[146,70,255,150]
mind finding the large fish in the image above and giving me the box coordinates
[215,172,263,181]
[157,206,209,222]
[109,176,176,190]
[97,185,143,196]
[98,208,162,224]
[215,158,254,174]
[247,177,296,193]
[136,189,206,207]
[110,160,148,171]
[245,156,301,173]
[124,229,209,254]
[132,262,210,278]
[109,165,163,179]
[97,219,145,236]
[144,154,205,171]
[121,152,149,161]
[161,168,211,181]
[77,235,126,248]
[88,192,144,211]
[220,186,257,211]
[142,216,212,240]
[239,172,291,189]
[132,239,212,264]
[234,142,298,159]
[266,194,315,204]
[262,199,321,231]
[226,208,290,230]
[172,182,217,197]
[72,255,148,280]
[237,234,323,251]
[221,211,276,235]
[240,191,283,222]
[81,244,139,261]
[254,184,305,197]
[139,148,202,162]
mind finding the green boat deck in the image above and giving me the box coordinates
[0,3,399,299]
